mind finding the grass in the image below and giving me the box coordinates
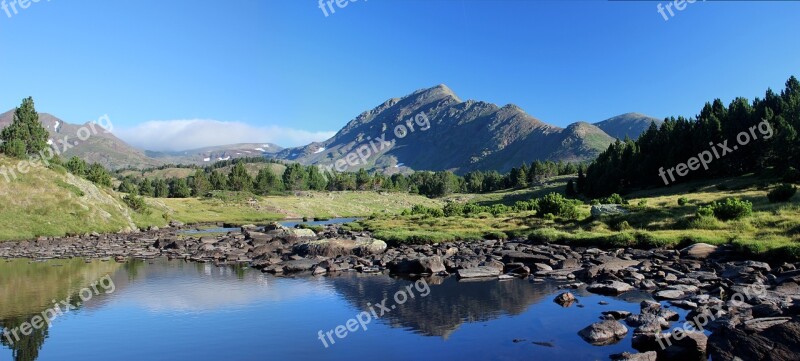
[358,174,800,261]
[0,155,139,240]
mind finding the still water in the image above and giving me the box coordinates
[0,258,676,361]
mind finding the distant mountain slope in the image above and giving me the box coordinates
[0,110,160,170]
[593,112,663,140]
[145,143,283,165]
[272,85,627,174]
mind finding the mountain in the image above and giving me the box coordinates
[145,143,284,165]
[593,112,663,140]
[0,110,159,170]
[272,85,642,174]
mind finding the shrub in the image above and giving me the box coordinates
[768,184,797,203]
[513,200,536,212]
[678,197,690,206]
[783,167,800,183]
[536,192,579,219]
[696,205,715,218]
[709,198,753,221]
[463,203,490,216]
[123,194,149,214]
[490,204,511,216]
[483,231,508,240]
[599,193,628,205]
[410,205,444,218]
[615,220,633,231]
[637,200,648,207]
[443,202,465,217]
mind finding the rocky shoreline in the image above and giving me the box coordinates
[1,222,799,360]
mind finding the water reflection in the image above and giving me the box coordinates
[0,258,669,361]
[0,259,120,361]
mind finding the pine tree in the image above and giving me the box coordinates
[254,167,282,194]
[191,169,211,196]
[0,97,49,158]
[210,170,228,190]
[228,162,254,192]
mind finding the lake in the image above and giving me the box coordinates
[0,258,681,361]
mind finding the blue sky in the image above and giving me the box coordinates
[0,0,798,150]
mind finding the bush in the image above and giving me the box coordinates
[123,194,149,214]
[783,167,800,183]
[490,204,511,216]
[536,192,579,219]
[599,193,628,205]
[443,202,465,217]
[768,184,797,203]
[708,198,753,221]
[615,220,633,231]
[483,231,508,240]
[636,200,648,207]
[410,205,444,218]
[513,200,536,212]
[696,205,715,218]
[678,197,690,206]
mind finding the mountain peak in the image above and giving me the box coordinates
[412,84,461,102]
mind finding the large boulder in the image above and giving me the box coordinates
[591,204,629,218]
[578,320,628,345]
[391,256,446,274]
[680,243,719,259]
[294,238,388,258]
[708,320,800,361]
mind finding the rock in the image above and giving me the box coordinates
[169,220,185,228]
[591,204,629,218]
[602,310,632,320]
[743,317,792,332]
[578,320,628,345]
[654,290,685,300]
[288,228,317,238]
[355,239,387,255]
[588,281,634,295]
[499,250,551,265]
[554,292,576,307]
[281,258,319,273]
[660,331,708,361]
[392,256,446,274]
[680,243,718,259]
[708,321,800,361]
[457,266,502,279]
[610,351,657,361]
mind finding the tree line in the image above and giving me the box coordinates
[581,76,800,197]
[117,159,583,199]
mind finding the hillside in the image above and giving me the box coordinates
[272,85,654,174]
[0,110,160,170]
[0,154,142,240]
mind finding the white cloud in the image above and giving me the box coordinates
[113,119,335,152]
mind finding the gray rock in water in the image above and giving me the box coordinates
[610,351,657,361]
[588,281,634,295]
[554,292,576,307]
[578,320,628,345]
[457,266,502,279]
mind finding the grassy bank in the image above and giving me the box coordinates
[144,190,443,225]
[358,175,800,261]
